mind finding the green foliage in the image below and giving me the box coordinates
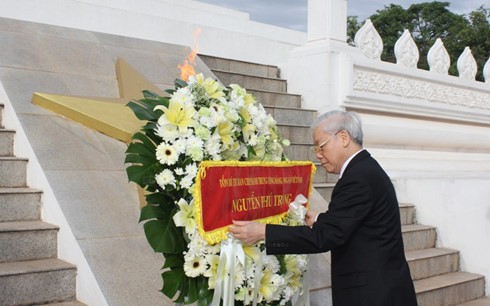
[347,1,490,81]
[125,82,214,303]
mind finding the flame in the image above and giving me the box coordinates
[178,28,202,81]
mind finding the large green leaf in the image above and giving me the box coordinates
[161,267,185,300]
[143,218,185,254]
[126,164,159,187]
[127,100,157,121]
[162,253,184,269]
[139,204,169,222]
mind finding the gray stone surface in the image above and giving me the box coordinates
[0,157,27,187]
[0,258,76,305]
[0,16,211,306]
[0,129,14,156]
[78,236,170,306]
[0,221,58,262]
[0,188,42,222]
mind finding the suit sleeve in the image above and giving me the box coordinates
[265,176,373,255]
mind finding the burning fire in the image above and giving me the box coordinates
[178,28,202,81]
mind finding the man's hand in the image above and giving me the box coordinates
[229,220,266,245]
[305,210,319,227]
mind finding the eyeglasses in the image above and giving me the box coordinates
[313,131,340,153]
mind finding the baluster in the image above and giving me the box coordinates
[354,19,383,60]
[394,29,419,68]
[427,38,450,75]
[457,47,478,80]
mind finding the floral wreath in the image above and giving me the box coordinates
[125,73,308,305]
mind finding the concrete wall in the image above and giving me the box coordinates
[0,0,306,75]
[292,0,490,294]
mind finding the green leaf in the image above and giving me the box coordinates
[162,253,184,269]
[127,100,157,121]
[126,164,158,187]
[139,204,168,222]
[143,218,185,253]
[126,142,156,160]
[161,267,185,300]
[174,78,188,88]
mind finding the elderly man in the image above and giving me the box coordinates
[230,110,418,306]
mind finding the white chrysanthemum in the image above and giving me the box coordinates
[185,163,198,177]
[174,167,185,176]
[154,124,180,142]
[205,136,222,158]
[180,175,193,190]
[263,253,280,274]
[155,143,179,165]
[194,125,211,141]
[186,135,204,149]
[172,138,187,155]
[187,147,203,161]
[155,169,176,190]
[171,87,194,105]
[183,255,207,278]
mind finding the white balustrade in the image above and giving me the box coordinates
[483,57,490,83]
[427,38,451,75]
[354,19,383,60]
[394,29,419,68]
[457,47,478,80]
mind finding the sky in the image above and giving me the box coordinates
[195,0,490,32]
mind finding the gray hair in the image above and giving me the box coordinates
[311,110,364,146]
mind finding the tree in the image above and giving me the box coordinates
[347,1,490,81]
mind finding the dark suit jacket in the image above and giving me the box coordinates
[266,150,417,306]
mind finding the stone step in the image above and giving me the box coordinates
[0,103,3,126]
[276,123,311,144]
[406,247,459,280]
[0,129,14,156]
[0,220,59,263]
[248,89,302,108]
[283,143,315,161]
[0,258,77,306]
[0,156,28,188]
[212,69,287,92]
[0,187,42,222]
[264,105,317,126]
[457,297,490,306]
[199,54,279,78]
[37,302,88,306]
[399,203,415,225]
[415,272,485,306]
[402,224,437,251]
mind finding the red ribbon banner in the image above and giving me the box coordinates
[194,161,315,244]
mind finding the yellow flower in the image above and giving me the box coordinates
[242,124,256,143]
[215,119,235,149]
[243,245,261,262]
[259,270,282,302]
[239,107,252,123]
[154,99,196,133]
[172,198,196,234]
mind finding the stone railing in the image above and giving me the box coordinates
[354,19,490,83]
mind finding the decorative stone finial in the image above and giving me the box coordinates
[427,38,450,74]
[483,57,490,83]
[394,29,419,68]
[354,19,383,60]
[457,47,478,80]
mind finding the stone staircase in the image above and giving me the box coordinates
[199,54,489,306]
[0,103,84,305]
